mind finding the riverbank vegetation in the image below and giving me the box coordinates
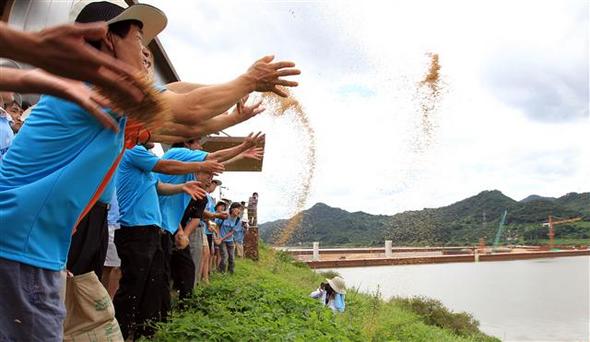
[148,246,499,341]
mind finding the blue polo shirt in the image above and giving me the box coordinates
[0,95,125,271]
[233,222,245,244]
[203,194,216,234]
[116,145,161,227]
[216,216,241,242]
[157,147,208,234]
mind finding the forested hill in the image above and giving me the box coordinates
[259,190,590,246]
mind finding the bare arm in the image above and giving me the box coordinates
[162,77,254,126]
[184,217,201,237]
[207,132,265,162]
[152,158,224,175]
[203,210,228,220]
[156,181,207,199]
[0,68,119,131]
[156,181,187,196]
[222,146,264,168]
[0,22,144,102]
[152,98,266,143]
[221,228,235,241]
[162,55,299,126]
[154,113,239,141]
[165,81,209,93]
[208,142,248,163]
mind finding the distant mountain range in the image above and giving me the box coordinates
[259,190,590,246]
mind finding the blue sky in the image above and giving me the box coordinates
[145,0,589,223]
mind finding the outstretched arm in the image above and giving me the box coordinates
[0,68,119,131]
[161,55,299,127]
[0,22,144,102]
[222,146,264,168]
[165,81,208,93]
[203,210,228,220]
[207,131,265,162]
[156,181,207,199]
[152,158,224,175]
[152,98,265,143]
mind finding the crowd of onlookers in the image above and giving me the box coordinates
[0,1,297,341]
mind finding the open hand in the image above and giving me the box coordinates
[241,147,264,161]
[181,181,207,200]
[21,22,146,103]
[198,160,225,174]
[243,131,265,148]
[246,55,300,97]
[232,95,265,123]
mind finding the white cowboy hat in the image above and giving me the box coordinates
[327,276,346,295]
[72,0,167,44]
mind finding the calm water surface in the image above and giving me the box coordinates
[329,256,589,342]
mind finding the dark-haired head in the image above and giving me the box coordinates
[215,202,227,211]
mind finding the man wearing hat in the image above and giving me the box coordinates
[1,10,170,333]
[0,1,298,340]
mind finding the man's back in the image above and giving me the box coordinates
[116,145,161,227]
[0,95,125,270]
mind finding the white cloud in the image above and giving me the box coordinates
[145,0,590,222]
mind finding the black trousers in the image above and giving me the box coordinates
[67,201,109,278]
[170,238,195,304]
[113,226,171,340]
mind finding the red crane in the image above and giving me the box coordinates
[543,216,582,249]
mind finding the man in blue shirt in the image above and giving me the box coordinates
[216,202,243,274]
[234,208,246,258]
[199,180,226,283]
[158,133,264,236]
[172,171,213,303]
[114,143,220,339]
[0,2,299,340]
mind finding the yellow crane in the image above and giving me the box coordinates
[542,216,582,249]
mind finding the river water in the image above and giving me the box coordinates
[329,256,589,341]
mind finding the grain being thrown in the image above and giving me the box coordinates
[261,89,316,245]
[414,52,444,153]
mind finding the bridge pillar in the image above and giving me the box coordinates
[385,240,393,257]
[312,242,320,261]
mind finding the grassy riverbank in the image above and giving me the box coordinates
[149,246,499,341]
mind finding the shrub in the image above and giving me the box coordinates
[392,296,481,337]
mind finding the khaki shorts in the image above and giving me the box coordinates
[235,243,244,257]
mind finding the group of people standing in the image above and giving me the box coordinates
[0,1,298,341]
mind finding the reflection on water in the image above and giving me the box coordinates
[329,256,590,341]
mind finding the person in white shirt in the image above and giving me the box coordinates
[310,276,347,313]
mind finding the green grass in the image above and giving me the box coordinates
[148,246,499,342]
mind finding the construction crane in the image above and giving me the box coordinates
[492,210,508,252]
[542,216,582,249]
